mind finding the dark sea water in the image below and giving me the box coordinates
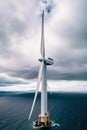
[0,92,87,130]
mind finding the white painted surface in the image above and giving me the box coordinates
[41,62,47,117]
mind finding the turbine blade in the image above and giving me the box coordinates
[47,83,52,94]
[28,63,43,120]
[41,11,45,58]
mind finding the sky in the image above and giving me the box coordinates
[0,0,87,90]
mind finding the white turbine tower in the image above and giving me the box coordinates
[28,10,54,128]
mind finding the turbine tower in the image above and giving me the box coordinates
[29,10,54,128]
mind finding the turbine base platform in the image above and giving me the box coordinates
[33,113,54,128]
[33,120,54,128]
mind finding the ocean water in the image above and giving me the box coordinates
[0,92,87,130]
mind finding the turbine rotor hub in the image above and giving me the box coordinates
[39,57,54,65]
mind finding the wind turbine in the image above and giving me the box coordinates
[28,10,54,128]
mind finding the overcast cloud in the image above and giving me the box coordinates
[0,0,87,86]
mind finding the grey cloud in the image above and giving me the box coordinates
[47,69,87,80]
[0,0,87,86]
[54,0,87,48]
[9,18,26,35]
[9,67,38,80]
[0,80,25,86]
[47,0,87,81]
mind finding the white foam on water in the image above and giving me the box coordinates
[51,123,60,127]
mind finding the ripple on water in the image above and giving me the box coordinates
[0,93,87,130]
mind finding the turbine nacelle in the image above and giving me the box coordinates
[39,57,54,65]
